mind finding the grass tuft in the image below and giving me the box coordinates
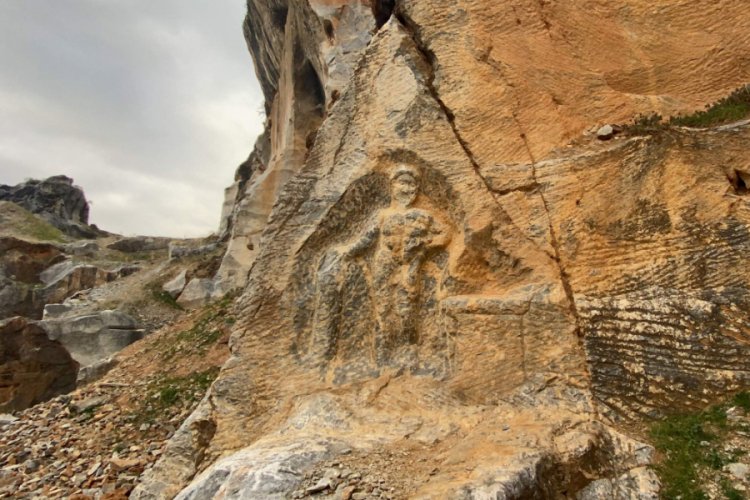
[623,84,750,136]
[650,392,750,500]
[670,85,750,128]
[133,367,219,425]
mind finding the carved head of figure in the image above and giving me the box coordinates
[390,164,421,208]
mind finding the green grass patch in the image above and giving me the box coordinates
[0,202,67,242]
[624,113,667,136]
[146,282,184,310]
[671,85,750,128]
[158,295,236,360]
[649,393,750,500]
[133,367,220,425]
[623,84,750,136]
[732,391,750,411]
[721,479,745,500]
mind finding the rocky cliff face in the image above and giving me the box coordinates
[135,1,750,497]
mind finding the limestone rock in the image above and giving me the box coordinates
[177,279,215,309]
[577,467,660,499]
[76,356,118,385]
[596,124,615,140]
[62,241,99,257]
[168,241,219,260]
[162,270,188,299]
[0,176,100,238]
[0,317,78,412]
[137,0,750,497]
[107,236,171,253]
[727,462,750,481]
[37,261,140,317]
[42,310,143,368]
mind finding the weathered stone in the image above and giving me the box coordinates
[174,439,352,500]
[43,310,143,368]
[63,241,99,257]
[76,357,118,385]
[137,1,750,498]
[70,395,109,414]
[0,317,78,412]
[42,303,75,320]
[0,414,18,426]
[107,236,170,253]
[162,271,188,299]
[168,242,219,260]
[576,467,660,500]
[727,462,750,481]
[596,124,615,140]
[0,237,64,284]
[176,279,215,309]
[36,262,141,316]
[0,237,66,320]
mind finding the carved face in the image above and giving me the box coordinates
[391,170,419,207]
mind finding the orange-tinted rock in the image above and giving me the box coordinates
[0,317,78,412]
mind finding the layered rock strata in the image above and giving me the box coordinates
[136,0,750,497]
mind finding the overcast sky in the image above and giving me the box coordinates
[0,0,265,237]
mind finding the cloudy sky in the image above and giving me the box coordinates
[0,0,265,237]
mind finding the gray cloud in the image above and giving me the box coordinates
[0,0,264,237]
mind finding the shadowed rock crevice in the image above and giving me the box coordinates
[372,0,395,29]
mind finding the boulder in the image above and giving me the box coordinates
[43,310,143,368]
[0,317,78,412]
[76,357,118,385]
[162,270,188,299]
[0,278,35,320]
[176,279,215,309]
[596,124,615,140]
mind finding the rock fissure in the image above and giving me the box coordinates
[392,9,555,259]
[395,6,582,342]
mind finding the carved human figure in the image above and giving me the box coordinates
[310,164,450,366]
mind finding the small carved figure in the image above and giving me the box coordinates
[310,163,450,366]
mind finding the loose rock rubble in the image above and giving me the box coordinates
[0,379,198,498]
[0,297,232,499]
[290,447,440,500]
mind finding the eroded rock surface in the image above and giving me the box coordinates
[136,1,750,498]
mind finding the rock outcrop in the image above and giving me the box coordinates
[0,317,79,412]
[42,309,143,369]
[0,237,65,320]
[0,176,101,238]
[135,1,750,498]
[107,236,171,253]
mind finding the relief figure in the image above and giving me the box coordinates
[310,163,451,366]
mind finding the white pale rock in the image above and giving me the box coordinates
[727,462,750,481]
[596,124,615,140]
[162,270,188,299]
